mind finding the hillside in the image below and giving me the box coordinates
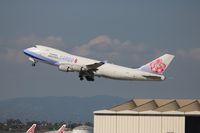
[0,95,126,122]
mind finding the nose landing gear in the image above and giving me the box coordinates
[32,63,36,67]
[28,57,38,67]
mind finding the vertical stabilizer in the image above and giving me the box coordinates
[139,54,175,75]
[57,124,66,133]
[26,124,36,133]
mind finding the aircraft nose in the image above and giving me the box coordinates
[23,48,30,55]
[23,47,40,56]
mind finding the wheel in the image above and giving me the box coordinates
[90,78,94,81]
[80,77,84,81]
[32,63,35,66]
[85,76,94,81]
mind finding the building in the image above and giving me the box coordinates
[94,99,200,133]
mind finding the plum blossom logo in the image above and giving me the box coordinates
[150,59,166,74]
[27,126,36,133]
[59,128,65,133]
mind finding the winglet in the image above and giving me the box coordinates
[138,54,175,75]
[57,124,66,133]
[26,124,36,133]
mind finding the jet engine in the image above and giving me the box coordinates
[58,64,87,72]
[58,64,74,72]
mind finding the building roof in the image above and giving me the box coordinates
[94,99,200,115]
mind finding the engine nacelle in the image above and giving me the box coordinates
[72,65,87,72]
[58,64,74,72]
[28,57,36,63]
[58,64,87,72]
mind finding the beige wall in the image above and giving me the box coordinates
[94,115,117,133]
[94,115,185,133]
[162,116,185,133]
[139,116,162,133]
[117,115,139,133]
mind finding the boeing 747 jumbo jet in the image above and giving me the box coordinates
[24,45,174,81]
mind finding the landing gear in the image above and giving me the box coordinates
[80,77,84,81]
[29,57,37,67]
[79,71,94,81]
[86,76,94,81]
[32,63,36,67]
[79,75,84,81]
[79,75,94,81]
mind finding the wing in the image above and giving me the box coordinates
[86,61,105,71]
[79,61,105,81]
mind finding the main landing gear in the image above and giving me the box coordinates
[79,76,84,81]
[79,75,94,81]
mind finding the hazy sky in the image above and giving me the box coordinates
[0,0,200,100]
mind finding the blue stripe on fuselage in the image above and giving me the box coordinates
[23,50,58,65]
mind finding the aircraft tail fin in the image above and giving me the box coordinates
[138,54,175,75]
[26,124,36,133]
[57,124,66,133]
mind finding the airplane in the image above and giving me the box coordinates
[23,45,174,81]
[26,124,36,133]
[45,124,66,133]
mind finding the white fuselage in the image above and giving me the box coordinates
[24,45,165,81]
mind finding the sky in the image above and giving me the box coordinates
[0,0,200,100]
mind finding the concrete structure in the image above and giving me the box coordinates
[45,131,72,133]
[44,130,72,133]
[44,126,93,133]
[94,99,200,133]
[72,125,93,133]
